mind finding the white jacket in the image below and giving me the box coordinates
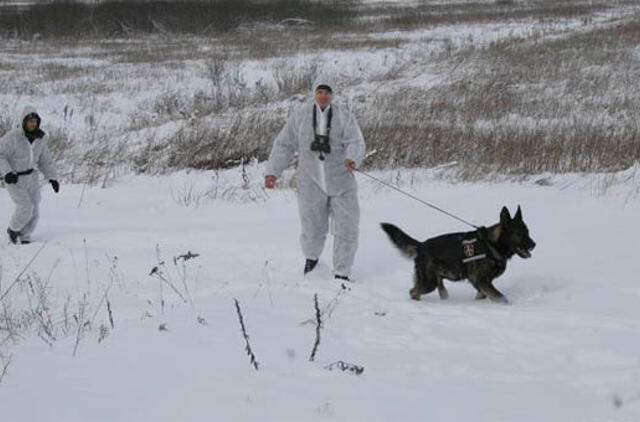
[266,78,365,196]
[0,106,57,180]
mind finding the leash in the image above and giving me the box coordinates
[355,169,479,229]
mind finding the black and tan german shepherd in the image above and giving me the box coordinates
[381,206,535,304]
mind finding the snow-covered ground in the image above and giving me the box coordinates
[0,168,639,421]
[1,1,639,420]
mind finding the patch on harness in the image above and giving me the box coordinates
[461,238,487,263]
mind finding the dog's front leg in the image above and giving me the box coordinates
[470,282,487,300]
[475,279,508,304]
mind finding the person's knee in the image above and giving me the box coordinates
[301,213,329,233]
[301,228,328,242]
[15,202,35,219]
[331,217,359,238]
[334,229,359,244]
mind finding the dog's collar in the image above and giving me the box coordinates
[495,236,515,260]
[480,227,512,262]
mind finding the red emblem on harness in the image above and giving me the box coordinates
[463,244,475,258]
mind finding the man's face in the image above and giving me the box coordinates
[24,118,38,132]
[315,88,333,109]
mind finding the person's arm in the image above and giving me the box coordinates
[342,109,366,172]
[0,131,14,177]
[265,110,299,186]
[37,136,58,181]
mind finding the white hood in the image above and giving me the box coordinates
[312,75,336,94]
[18,105,40,128]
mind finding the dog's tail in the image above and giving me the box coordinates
[380,223,420,259]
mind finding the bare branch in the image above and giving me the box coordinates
[0,354,12,384]
[0,242,48,303]
[234,298,259,371]
[309,294,322,362]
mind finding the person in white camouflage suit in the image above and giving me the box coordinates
[0,106,59,244]
[265,76,365,281]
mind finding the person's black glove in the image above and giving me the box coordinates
[3,172,18,184]
[49,179,59,193]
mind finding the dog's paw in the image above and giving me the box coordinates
[475,292,487,300]
[409,288,421,301]
[492,295,510,305]
[438,287,449,300]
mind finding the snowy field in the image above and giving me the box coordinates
[0,167,639,421]
[1,0,640,420]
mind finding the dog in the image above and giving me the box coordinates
[381,206,535,304]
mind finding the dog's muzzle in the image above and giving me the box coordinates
[517,239,536,258]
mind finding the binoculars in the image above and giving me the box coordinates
[311,134,331,159]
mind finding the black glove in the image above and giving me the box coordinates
[49,179,59,193]
[3,172,18,184]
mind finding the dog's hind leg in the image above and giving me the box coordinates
[409,258,437,301]
[436,276,449,300]
[409,273,421,301]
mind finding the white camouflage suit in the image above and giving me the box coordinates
[0,106,58,241]
[266,78,366,277]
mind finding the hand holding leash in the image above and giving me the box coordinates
[265,175,277,189]
[344,159,356,173]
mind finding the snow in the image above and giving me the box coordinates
[1,1,639,419]
[0,167,639,421]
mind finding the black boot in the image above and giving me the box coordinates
[335,274,350,282]
[304,259,319,275]
[7,228,19,245]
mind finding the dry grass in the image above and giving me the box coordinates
[0,0,359,40]
[359,17,640,176]
[133,112,284,173]
[1,1,638,182]
[0,0,622,41]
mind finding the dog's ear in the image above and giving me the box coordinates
[500,206,511,225]
[514,205,523,221]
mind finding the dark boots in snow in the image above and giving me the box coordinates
[304,259,319,275]
[7,228,19,244]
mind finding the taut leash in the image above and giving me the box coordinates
[355,169,479,229]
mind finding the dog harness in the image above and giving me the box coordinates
[461,227,489,264]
